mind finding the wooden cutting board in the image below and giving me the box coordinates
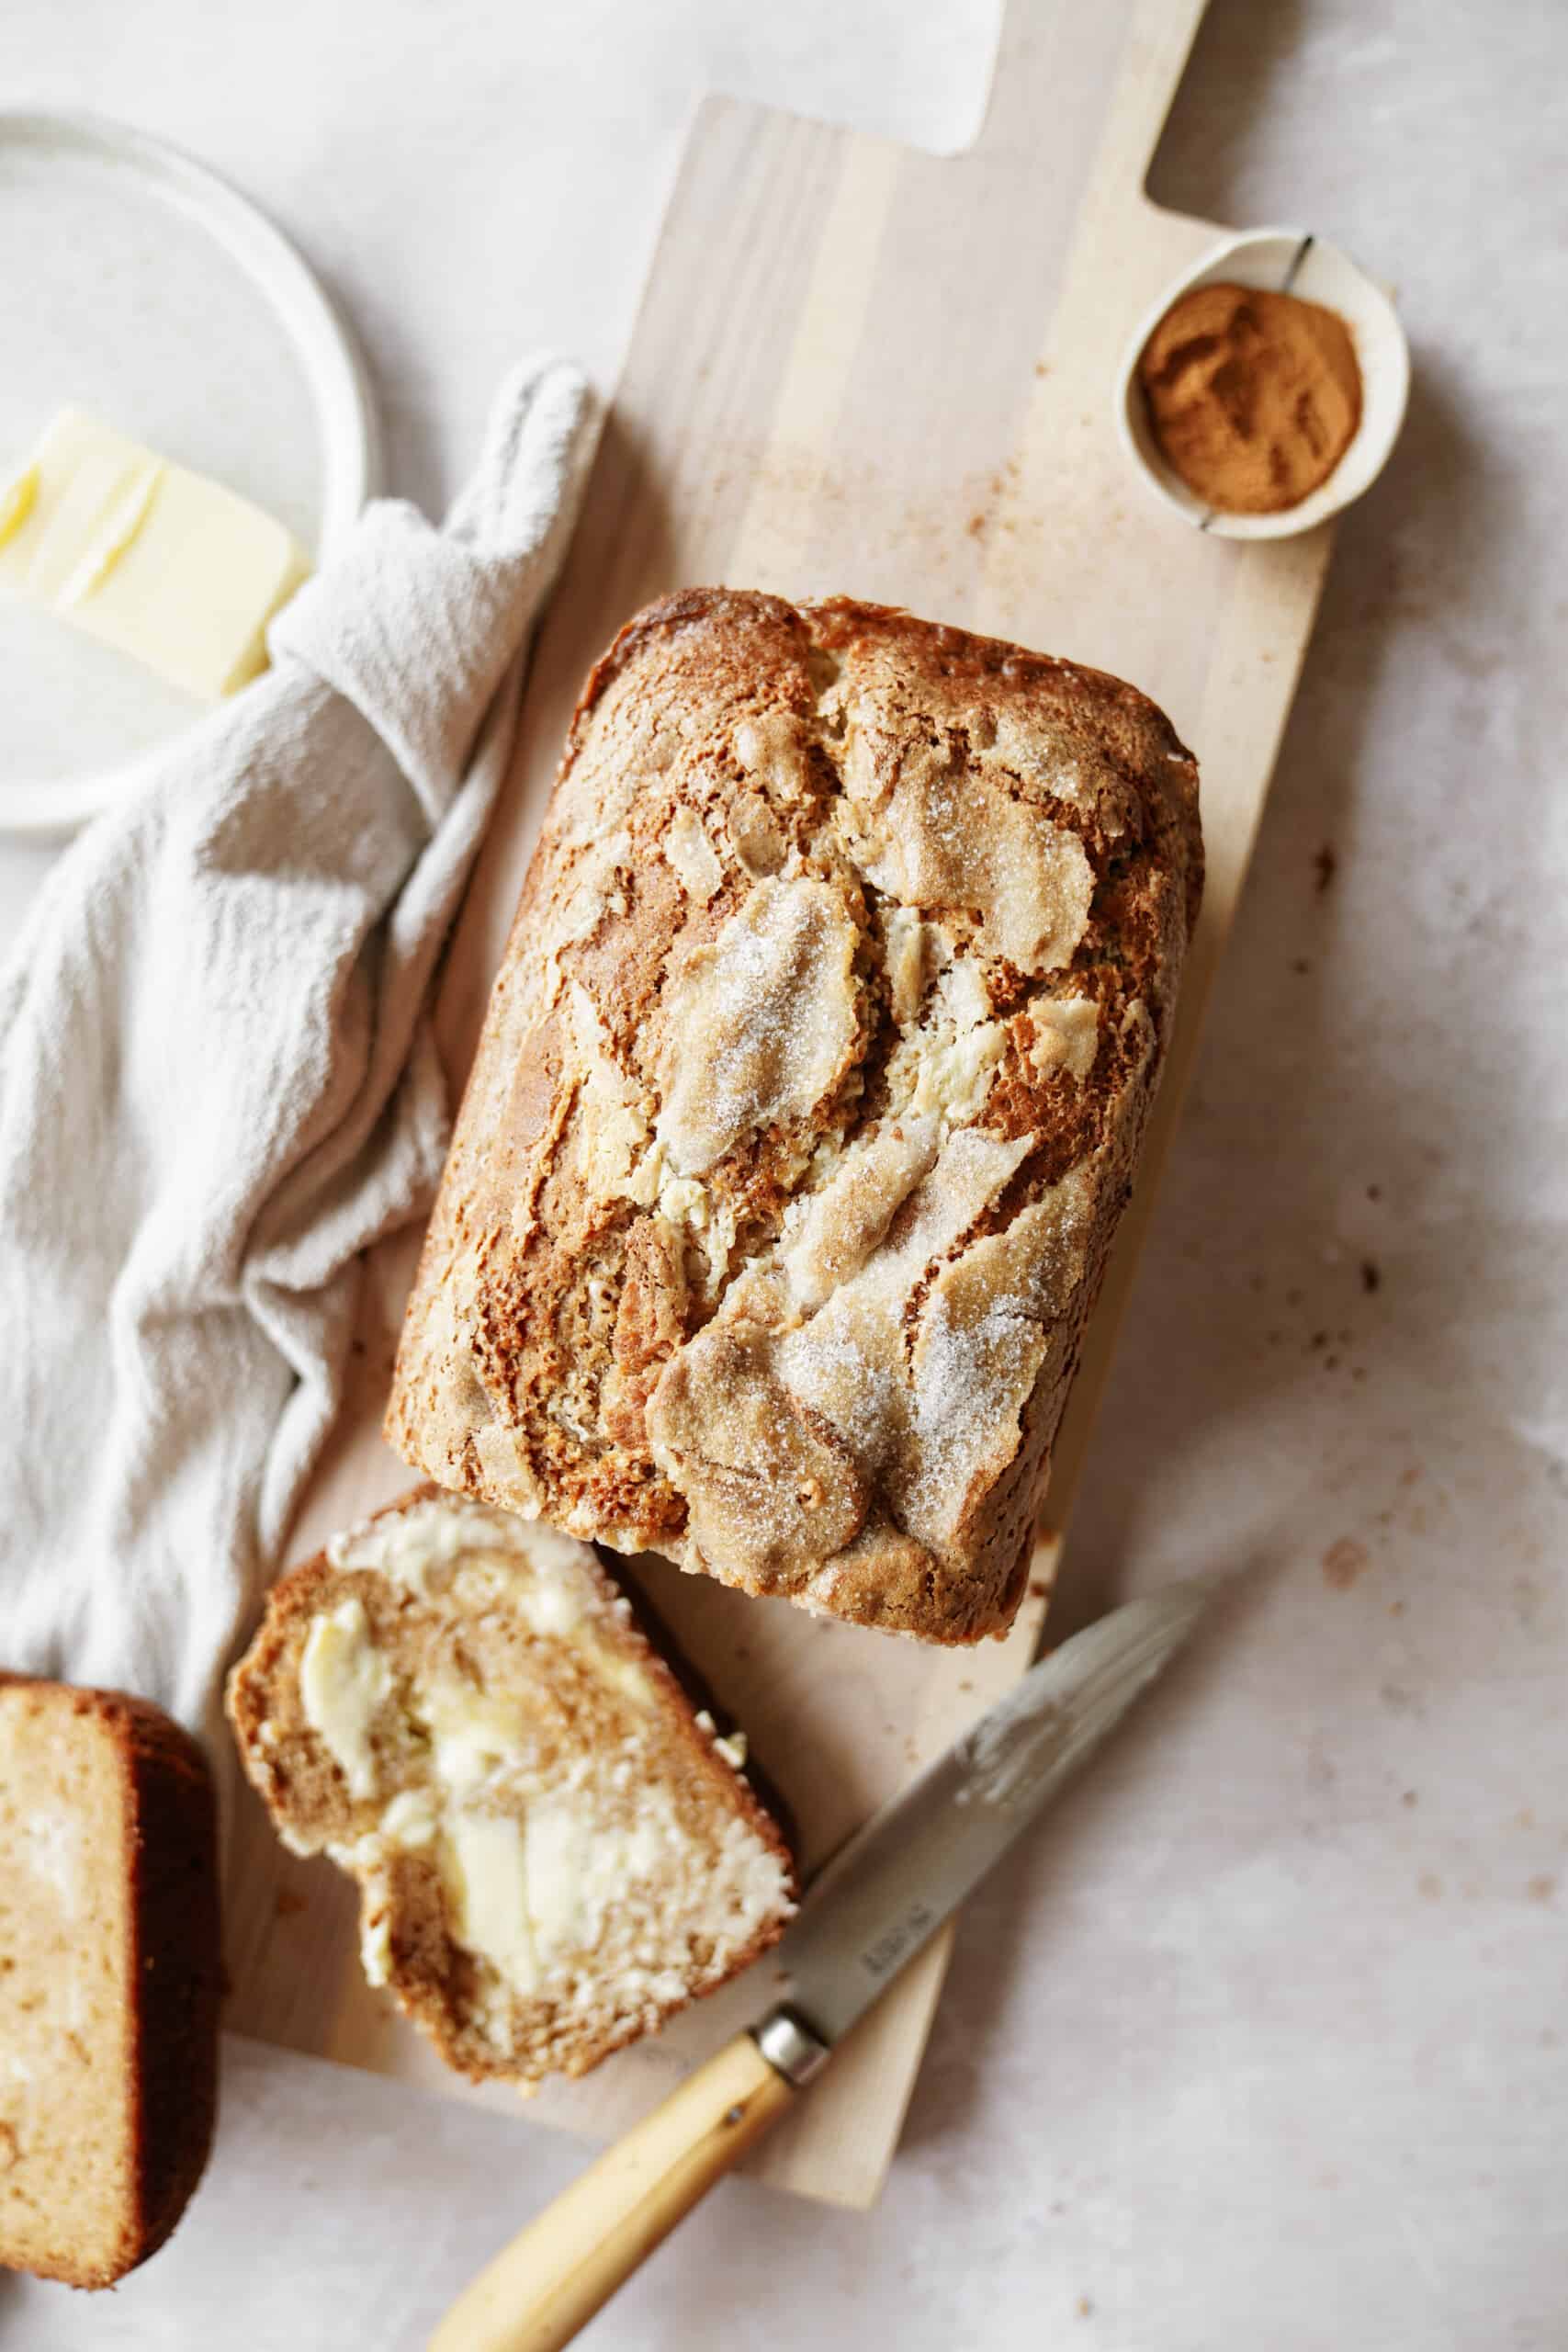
[225,0,1338,2210]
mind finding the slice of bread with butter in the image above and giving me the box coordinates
[227,1485,795,2086]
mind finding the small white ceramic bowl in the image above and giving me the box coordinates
[1116,225,1409,539]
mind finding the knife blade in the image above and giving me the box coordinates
[755,1567,1226,2073]
[431,1571,1225,2352]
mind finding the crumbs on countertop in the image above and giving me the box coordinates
[1322,1537,1371,1590]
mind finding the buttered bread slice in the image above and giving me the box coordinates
[227,1487,795,2085]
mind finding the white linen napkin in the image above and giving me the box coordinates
[0,356,593,1744]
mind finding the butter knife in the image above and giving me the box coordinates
[431,1572,1224,2352]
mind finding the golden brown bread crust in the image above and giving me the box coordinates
[386,592,1201,1642]
[0,1675,220,2290]
[112,1693,221,2282]
[226,1485,795,2086]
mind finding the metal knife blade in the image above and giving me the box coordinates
[762,1572,1224,2060]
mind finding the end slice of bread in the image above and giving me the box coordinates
[227,1486,795,2086]
[0,1676,220,2290]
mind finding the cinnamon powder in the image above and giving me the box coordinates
[1138,281,1363,514]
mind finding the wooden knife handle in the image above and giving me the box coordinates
[428,2032,796,2352]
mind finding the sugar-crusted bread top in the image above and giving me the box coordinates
[387,593,1201,1642]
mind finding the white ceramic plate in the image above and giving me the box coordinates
[1115,226,1410,541]
[0,110,379,841]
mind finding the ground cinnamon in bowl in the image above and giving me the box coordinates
[1137,282,1363,514]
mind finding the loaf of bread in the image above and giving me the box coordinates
[387,592,1201,1643]
[0,1675,220,2290]
[227,1487,795,2085]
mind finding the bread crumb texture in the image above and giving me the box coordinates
[227,1488,795,2086]
[0,1677,220,2289]
[387,594,1201,1642]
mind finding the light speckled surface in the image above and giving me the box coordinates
[6,1,1568,2345]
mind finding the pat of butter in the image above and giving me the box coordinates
[0,409,310,700]
[588,1647,657,1710]
[328,1494,592,1615]
[445,1814,541,1997]
[0,464,39,547]
[438,1797,678,2001]
[422,1683,534,1791]
[517,1576,586,1640]
[299,1599,392,1801]
[380,1788,438,1849]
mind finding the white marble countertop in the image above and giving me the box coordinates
[6,2,1568,2346]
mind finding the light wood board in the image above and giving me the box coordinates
[225,0,1338,2210]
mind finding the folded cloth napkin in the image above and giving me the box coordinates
[0,356,593,1744]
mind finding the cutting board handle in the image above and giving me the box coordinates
[976,0,1208,201]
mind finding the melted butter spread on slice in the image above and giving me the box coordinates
[443,1814,542,1996]
[328,1494,589,1614]
[420,1685,536,1791]
[299,1599,392,1801]
[437,1793,707,2003]
[296,1495,788,2033]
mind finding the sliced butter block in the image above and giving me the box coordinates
[226,1485,795,2086]
[0,409,310,700]
[0,462,39,545]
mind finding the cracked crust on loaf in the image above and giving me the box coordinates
[386,593,1202,1642]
